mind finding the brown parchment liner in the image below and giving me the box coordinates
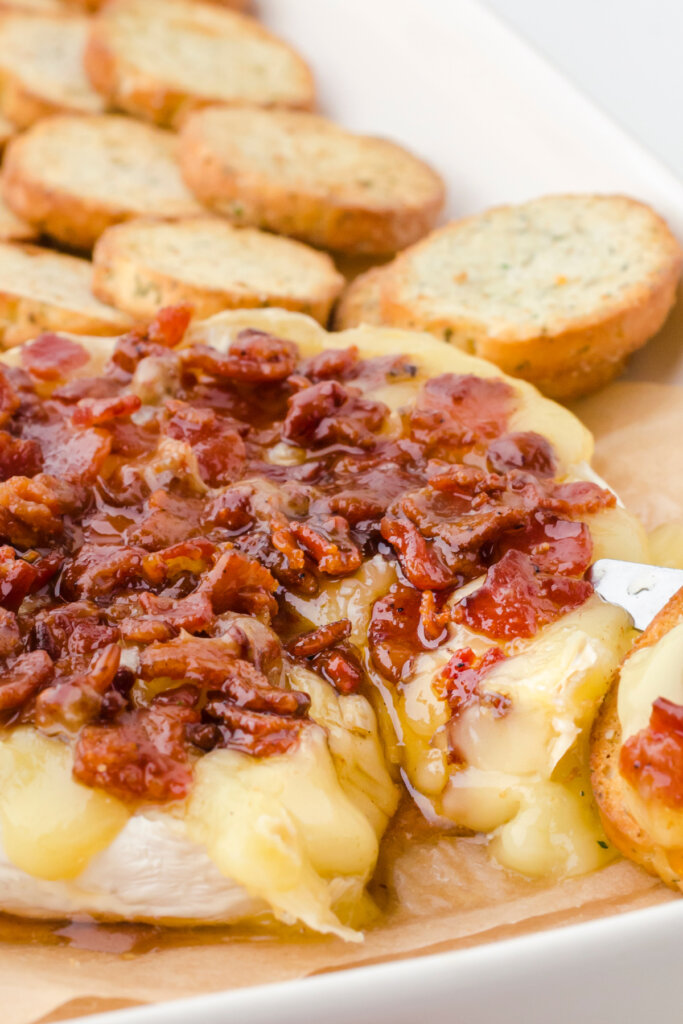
[3,379,683,1024]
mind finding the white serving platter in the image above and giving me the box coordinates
[70,1,683,1021]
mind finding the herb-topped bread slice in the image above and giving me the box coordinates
[337,195,682,400]
[1,114,203,250]
[0,12,105,128]
[84,0,315,127]
[179,106,445,255]
[0,241,132,346]
[92,216,345,323]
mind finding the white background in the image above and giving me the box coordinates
[485,0,683,181]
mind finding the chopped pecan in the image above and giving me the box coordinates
[182,330,298,384]
[34,644,121,732]
[289,516,362,575]
[0,607,20,657]
[310,644,364,694]
[287,619,352,658]
[0,649,53,712]
[379,516,453,590]
[283,380,387,448]
[0,474,67,547]
[201,547,278,619]
[202,703,308,757]
[164,400,246,487]
[141,538,216,585]
[122,590,215,641]
[0,431,43,480]
[60,544,148,601]
[139,635,241,686]
[212,659,309,716]
[0,367,20,427]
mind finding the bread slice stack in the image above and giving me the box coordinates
[92,217,345,323]
[336,195,682,400]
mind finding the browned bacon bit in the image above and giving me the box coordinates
[289,516,362,575]
[418,590,451,642]
[0,607,20,656]
[66,620,121,658]
[201,702,308,758]
[269,516,305,570]
[182,331,299,385]
[214,659,310,716]
[32,601,107,660]
[201,547,278,619]
[495,514,593,576]
[60,544,146,600]
[125,489,203,550]
[282,379,387,448]
[164,400,246,487]
[453,549,593,640]
[139,635,239,686]
[20,334,90,382]
[205,487,254,533]
[0,367,19,427]
[0,649,53,712]
[379,517,453,590]
[0,545,43,611]
[147,304,193,348]
[368,584,442,683]
[310,644,364,694]
[34,644,121,732]
[486,432,557,478]
[536,479,616,516]
[72,393,142,428]
[0,431,43,480]
[410,374,514,451]
[141,538,216,585]
[433,646,509,764]
[74,687,198,802]
[299,346,359,381]
[287,619,352,658]
[53,376,121,405]
[0,474,66,548]
[620,698,683,809]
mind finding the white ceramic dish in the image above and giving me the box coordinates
[66,1,683,1020]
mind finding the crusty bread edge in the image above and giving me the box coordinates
[591,587,683,890]
[91,219,345,323]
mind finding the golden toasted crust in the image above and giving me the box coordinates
[84,0,315,128]
[334,265,388,329]
[91,216,345,323]
[337,195,682,400]
[179,107,445,255]
[0,114,202,251]
[591,588,683,889]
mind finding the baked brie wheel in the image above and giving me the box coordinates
[0,305,647,937]
[592,588,683,889]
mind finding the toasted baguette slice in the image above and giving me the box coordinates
[0,115,15,153]
[1,114,203,251]
[84,0,315,128]
[0,195,37,242]
[0,0,64,12]
[0,242,132,347]
[592,588,683,889]
[179,107,445,255]
[92,217,345,323]
[334,265,389,329]
[0,13,105,128]
[360,195,681,401]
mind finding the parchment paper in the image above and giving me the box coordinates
[5,380,683,1024]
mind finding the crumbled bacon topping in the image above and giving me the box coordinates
[0,305,609,803]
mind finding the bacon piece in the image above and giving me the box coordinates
[202,702,309,758]
[410,374,514,451]
[53,376,121,405]
[283,379,387,448]
[0,546,42,611]
[486,431,557,478]
[182,330,298,384]
[205,487,254,532]
[369,584,440,683]
[621,698,683,808]
[0,474,67,547]
[34,644,121,732]
[139,635,240,685]
[124,489,203,550]
[300,346,359,381]
[73,685,198,802]
[72,393,142,428]
[21,334,90,382]
[0,431,43,480]
[0,367,20,427]
[536,479,616,516]
[37,419,112,486]
[60,544,146,600]
[32,601,105,660]
[310,644,364,694]
[147,304,193,348]
[201,548,278,619]
[0,649,53,712]
[453,549,593,640]
[288,516,361,575]
[141,538,216,585]
[495,514,593,576]
[434,646,510,763]
[163,400,246,487]
[287,619,352,657]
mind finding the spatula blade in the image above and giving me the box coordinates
[588,559,683,631]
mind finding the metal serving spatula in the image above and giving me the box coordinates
[589,559,683,631]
